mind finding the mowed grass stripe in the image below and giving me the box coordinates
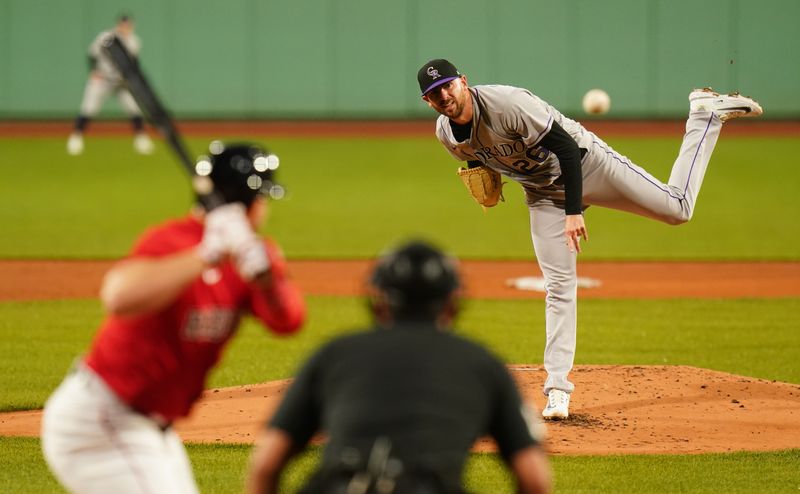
[0,136,797,259]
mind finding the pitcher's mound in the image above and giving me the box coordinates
[171,365,800,455]
[492,365,800,454]
[2,366,798,455]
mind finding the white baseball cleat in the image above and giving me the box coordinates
[134,133,154,155]
[689,87,763,122]
[67,133,84,155]
[542,389,570,420]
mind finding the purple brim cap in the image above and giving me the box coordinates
[421,76,459,95]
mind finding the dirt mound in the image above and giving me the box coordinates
[501,365,800,455]
[176,365,800,455]
[4,366,798,455]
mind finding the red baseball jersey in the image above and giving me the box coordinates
[85,215,305,422]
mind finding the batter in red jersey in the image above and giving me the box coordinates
[41,142,305,494]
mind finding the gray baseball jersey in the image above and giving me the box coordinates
[436,85,593,205]
[78,29,143,117]
[89,29,141,82]
[434,84,724,397]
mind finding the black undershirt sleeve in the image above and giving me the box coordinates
[538,120,584,215]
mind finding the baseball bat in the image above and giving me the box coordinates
[101,34,224,210]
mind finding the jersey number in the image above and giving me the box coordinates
[511,147,551,172]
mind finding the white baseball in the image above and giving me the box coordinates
[582,89,611,115]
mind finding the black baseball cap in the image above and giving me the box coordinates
[417,59,461,95]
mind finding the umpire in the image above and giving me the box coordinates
[246,240,551,494]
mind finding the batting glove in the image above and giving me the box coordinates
[197,203,255,265]
[233,237,271,281]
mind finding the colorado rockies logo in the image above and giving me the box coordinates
[427,66,441,80]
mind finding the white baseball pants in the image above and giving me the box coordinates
[41,364,199,494]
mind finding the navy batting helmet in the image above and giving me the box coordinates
[194,141,283,207]
[369,240,460,320]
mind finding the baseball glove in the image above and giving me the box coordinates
[457,165,505,210]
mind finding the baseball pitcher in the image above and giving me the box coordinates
[417,58,762,420]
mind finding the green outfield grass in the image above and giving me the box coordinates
[0,135,798,260]
[3,437,798,494]
[2,296,797,411]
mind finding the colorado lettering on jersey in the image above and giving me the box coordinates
[473,140,527,161]
[472,140,552,174]
[182,308,237,343]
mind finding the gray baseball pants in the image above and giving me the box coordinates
[528,111,722,395]
[79,76,142,117]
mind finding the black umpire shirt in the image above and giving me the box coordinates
[270,322,539,493]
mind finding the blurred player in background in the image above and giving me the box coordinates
[67,14,154,156]
[42,142,305,493]
[247,240,551,494]
[417,58,763,421]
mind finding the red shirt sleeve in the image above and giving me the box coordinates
[129,217,201,258]
[247,239,306,334]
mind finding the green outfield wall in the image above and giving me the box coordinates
[1,0,797,119]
